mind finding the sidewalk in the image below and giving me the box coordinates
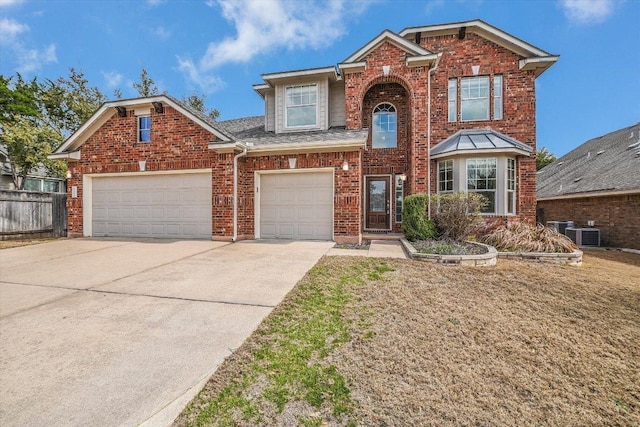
[326,240,407,259]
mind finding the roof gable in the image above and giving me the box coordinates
[400,19,559,76]
[537,123,640,199]
[51,95,232,155]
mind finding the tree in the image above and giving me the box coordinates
[2,117,61,189]
[0,74,40,125]
[181,92,220,120]
[41,67,107,138]
[132,68,159,97]
[536,147,557,170]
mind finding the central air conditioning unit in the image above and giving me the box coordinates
[565,227,601,247]
[547,220,574,235]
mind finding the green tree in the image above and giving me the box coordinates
[0,74,40,125]
[181,92,220,120]
[536,147,556,171]
[132,68,159,97]
[41,67,107,138]
[2,117,61,189]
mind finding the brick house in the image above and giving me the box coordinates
[537,123,640,250]
[50,19,557,243]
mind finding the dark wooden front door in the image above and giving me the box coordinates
[366,176,390,230]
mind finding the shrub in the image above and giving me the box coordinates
[402,194,437,241]
[431,192,486,241]
[477,221,578,253]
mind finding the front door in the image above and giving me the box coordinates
[366,176,390,230]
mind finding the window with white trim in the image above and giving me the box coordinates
[372,103,397,148]
[395,174,404,223]
[461,76,490,121]
[438,159,454,193]
[448,79,457,122]
[467,158,497,214]
[138,116,151,142]
[507,158,516,214]
[494,75,503,120]
[285,84,317,128]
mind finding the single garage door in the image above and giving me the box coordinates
[259,172,333,240]
[92,172,212,239]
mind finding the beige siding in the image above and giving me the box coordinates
[329,81,346,127]
[275,78,329,133]
[265,90,275,132]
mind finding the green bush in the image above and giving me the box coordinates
[402,194,437,241]
[431,192,487,241]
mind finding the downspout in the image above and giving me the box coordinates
[232,146,247,242]
[427,54,441,219]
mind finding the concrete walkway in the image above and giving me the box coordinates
[327,239,408,259]
[0,238,333,427]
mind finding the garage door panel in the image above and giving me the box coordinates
[92,173,212,239]
[260,172,333,240]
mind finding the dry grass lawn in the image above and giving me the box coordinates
[177,249,640,426]
[0,238,60,250]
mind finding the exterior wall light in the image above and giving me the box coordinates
[399,173,407,181]
[65,170,72,179]
[342,160,349,171]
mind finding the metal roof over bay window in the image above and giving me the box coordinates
[430,128,532,159]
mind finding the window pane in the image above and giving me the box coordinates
[287,105,316,127]
[285,85,317,127]
[461,76,489,121]
[494,75,503,120]
[438,160,453,193]
[369,181,386,212]
[139,116,151,142]
[478,191,495,213]
[448,79,457,122]
[43,180,59,192]
[372,104,397,148]
[24,178,41,191]
[395,175,404,223]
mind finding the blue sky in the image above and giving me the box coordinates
[1,0,639,156]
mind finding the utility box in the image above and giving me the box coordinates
[547,220,574,235]
[565,227,600,247]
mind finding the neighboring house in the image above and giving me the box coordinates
[49,19,557,243]
[537,123,640,250]
[0,144,65,193]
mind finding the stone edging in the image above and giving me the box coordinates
[498,250,583,266]
[400,238,497,266]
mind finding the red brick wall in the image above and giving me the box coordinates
[65,105,219,237]
[344,33,539,223]
[238,151,362,243]
[537,194,640,249]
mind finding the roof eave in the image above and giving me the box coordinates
[261,66,339,85]
[538,188,640,201]
[431,147,533,159]
[242,139,366,156]
[519,56,560,77]
[342,29,432,64]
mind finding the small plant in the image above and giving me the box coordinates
[402,194,437,241]
[431,192,487,241]
[477,220,578,253]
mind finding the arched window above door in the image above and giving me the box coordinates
[372,103,397,148]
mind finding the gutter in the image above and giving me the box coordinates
[427,54,442,219]
[232,145,248,242]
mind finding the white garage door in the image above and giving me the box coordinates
[260,172,333,240]
[92,173,212,239]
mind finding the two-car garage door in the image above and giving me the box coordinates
[91,172,212,239]
[259,172,333,240]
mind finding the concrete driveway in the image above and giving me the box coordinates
[0,238,333,426]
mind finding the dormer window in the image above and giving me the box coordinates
[372,103,397,148]
[285,84,317,128]
[138,116,151,142]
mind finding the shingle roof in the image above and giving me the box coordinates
[537,122,640,199]
[430,128,532,158]
[214,116,368,147]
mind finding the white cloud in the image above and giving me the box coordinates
[146,0,166,6]
[102,71,124,88]
[179,0,371,93]
[0,17,57,73]
[16,43,56,73]
[0,0,25,7]
[177,56,226,93]
[560,0,618,24]
[0,17,28,42]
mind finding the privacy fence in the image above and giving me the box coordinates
[0,190,67,240]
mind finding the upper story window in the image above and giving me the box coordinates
[448,75,503,122]
[138,116,151,142]
[285,84,317,128]
[372,103,397,148]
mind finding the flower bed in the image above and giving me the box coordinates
[401,238,497,266]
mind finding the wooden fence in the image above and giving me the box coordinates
[0,190,67,240]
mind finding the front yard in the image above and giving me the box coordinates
[176,250,640,426]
